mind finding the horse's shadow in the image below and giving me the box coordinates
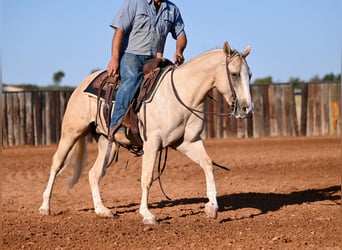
[81,186,340,222]
[148,185,341,222]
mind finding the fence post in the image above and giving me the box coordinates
[300,84,308,136]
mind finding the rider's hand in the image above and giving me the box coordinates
[174,52,185,66]
[107,57,119,77]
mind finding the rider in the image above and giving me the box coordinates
[107,0,187,145]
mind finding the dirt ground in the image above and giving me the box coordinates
[2,136,341,249]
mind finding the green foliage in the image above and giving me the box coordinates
[53,71,65,86]
[288,77,304,89]
[309,75,321,82]
[253,76,273,85]
[253,72,340,86]
[322,72,341,81]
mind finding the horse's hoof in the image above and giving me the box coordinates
[205,203,218,219]
[39,207,50,216]
[143,216,158,225]
[95,207,113,218]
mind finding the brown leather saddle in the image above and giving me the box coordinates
[88,58,174,147]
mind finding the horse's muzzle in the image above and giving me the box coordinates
[235,102,254,118]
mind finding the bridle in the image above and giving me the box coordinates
[170,52,243,118]
[225,53,239,116]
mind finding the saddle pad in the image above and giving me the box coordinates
[83,70,116,102]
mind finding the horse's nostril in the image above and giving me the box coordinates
[242,106,248,113]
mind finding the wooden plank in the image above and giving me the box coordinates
[237,118,247,138]
[225,116,237,138]
[57,92,66,141]
[274,86,284,136]
[6,94,14,146]
[290,86,299,136]
[261,85,270,136]
[12,93,20,145]
[313,84,321,135]
[247,115,253,137]
[306,84,314,136]
[300,84,308,136]
[283,85,298,136]
[204,94,215,138]
[50,92,58,144]
[2,93,8,146]
[45,92,52,145]
[321,84,330,135]
[329,83,340,135]
[25,92,34,145]
[337,82,340,135]
[251,85,263,137]
[268,85,278,136]
[282,85,290,136]
[33,92,43,145]
[18,92,26,144]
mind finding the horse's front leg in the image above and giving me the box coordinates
[139,141,159,224]
[175,139,219,219]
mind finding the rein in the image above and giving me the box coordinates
[170,55,239,118]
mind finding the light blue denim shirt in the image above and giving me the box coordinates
[110,0,186,57]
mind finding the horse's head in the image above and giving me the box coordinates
[216,41,254,118]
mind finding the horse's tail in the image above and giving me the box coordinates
[57,136,88,188]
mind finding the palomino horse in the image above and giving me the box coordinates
[39,41,253,224]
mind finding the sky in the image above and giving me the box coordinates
[2,0,341,86]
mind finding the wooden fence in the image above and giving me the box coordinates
[2,91,72,146]
[204,82,341,138]
[2,82,341,146]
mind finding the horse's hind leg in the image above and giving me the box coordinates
[175,139,218,219]
[39,135,81,215]
[89,135,117,217]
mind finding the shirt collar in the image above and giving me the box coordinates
[147,0,166,6]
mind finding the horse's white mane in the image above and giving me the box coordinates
[185,48,222,64]
[185,46,240,65]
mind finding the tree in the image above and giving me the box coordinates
[53,71,65,86]
[309,75,321,82]
[322,72,340,82]
[288,77,304,84]
[253,76,273,85]
[288,77,304,90]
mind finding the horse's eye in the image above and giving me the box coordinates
[231,73,239,80]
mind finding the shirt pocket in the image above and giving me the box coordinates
[135,9,151,31]
[158,11,174,35]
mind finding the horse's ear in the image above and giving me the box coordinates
[241,45,251,58]
[223,41,231,57]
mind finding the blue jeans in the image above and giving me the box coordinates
[110,53,151,130]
